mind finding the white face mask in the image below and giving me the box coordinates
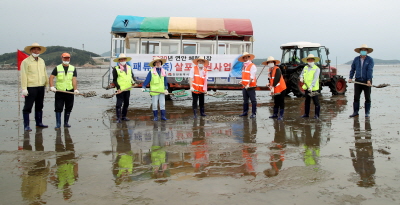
[308,62,314,67]
[119,62,126,66]
[32,53,40,57]
[63,61,70,65]
[267,63,275,68]
[198,64,204,68]
[245,60,251,63]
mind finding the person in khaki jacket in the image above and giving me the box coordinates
[20,43,49,131]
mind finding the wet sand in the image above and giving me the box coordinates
[0,66,400,204]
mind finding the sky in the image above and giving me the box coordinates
[1,0,399,64]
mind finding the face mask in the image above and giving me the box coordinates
[245,60,251,63]
[198,64,204,68]
[308,62,314,67]
[63,61,70,65]
[267,63,274,68]
[32,53,40,57]
[360,51,367,56]
[119,62,126,66]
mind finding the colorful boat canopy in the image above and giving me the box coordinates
[111,15,253,38]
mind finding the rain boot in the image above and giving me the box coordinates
[161,110,168,121]
[269,107,279,118]
[365,102,371,118]
[349,102,359,117]
[55,112,61,129]
[239,103,249,117]
[64,112,71,127]
[153,110,159,121]
[121,107,130,121]
[301,103,310,118]
[35,111,48,128]
[193,109,197,119]
[200,107,206,117]
[116,107,121,123]
[313,106,320,119]
[23,113,32,132]
[278,109,284,121]
[250,103,257,118]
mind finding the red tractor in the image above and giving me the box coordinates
[279,42,347,97]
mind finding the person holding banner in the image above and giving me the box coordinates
[142,57,169,121]
[263,56,286,120]
[238,52,257,118]
[20,43,49,131]
[189,57,209,118]
[112,54,135,123]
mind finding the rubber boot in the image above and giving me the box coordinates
[301,103,310,118]
[313,106,320,119]
[365,102,371,118]
[193,109,197,119]
[250,103,257,118]
[349,102,360,117]
[200,107,206,117]
[269,107,279,118]
[239,103,249,117]
[278,109,284,121]
[35,111,48,128]
[116,107,121,123]
[64,112,71,127]
[161,110,168,121]
[121,107,130,121]
[153,110,159,121]
[55,112,62,129]
[23,113,32,132]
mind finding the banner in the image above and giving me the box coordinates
[119,54,245,78]
[17,50,28,71]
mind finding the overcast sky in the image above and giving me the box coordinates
[1,0,399,64]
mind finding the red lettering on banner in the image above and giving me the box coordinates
[153,56,168,59]
[213,63,222,71]
[223,63,232,71]
[184,63,192,71]
[175,63,183,71]
[205,63,212,72]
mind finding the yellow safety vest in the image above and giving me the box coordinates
[149,68,165,96]
[56,64,75,91]
[115,65,133,91]
[302,65,320,91]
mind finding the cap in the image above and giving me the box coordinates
[61,53,71,58]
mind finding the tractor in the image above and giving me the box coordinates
[279,42,347,97]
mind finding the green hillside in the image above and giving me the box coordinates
[0,46,101,67]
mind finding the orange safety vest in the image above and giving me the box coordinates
[269,66,286,94]
[241,63,257,87]
[192,66,206,94]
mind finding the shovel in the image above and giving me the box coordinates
[100,86,135,99]
[351,81,390,88]
[303,83,319,97]
[194,90,227,98]
[56,90,97,98]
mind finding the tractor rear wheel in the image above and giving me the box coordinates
[289,70,305,97]
[329,76,347,95]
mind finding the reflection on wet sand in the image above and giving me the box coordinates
[303,124,321,167]
[264,121,286,177]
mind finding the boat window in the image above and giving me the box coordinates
[230,44,242,54]
[126,40,138,54]
[161,42,179,54]
[199,43,213,54]
[218,44,226,54]
[183,43,197,54]
[141,41,160,54]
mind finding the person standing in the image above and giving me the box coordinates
[189,57,209,118]
[263,56,286,120]
[49,53,78,129]
[348,44,374,118]
[300,54,321,119]
[112,54,135,123]
[238,52,257,118]
[142,57,169,121]
[20,43,49,131]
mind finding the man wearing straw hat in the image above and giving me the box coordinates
[20,43,49,131]
[112,54,135,123]
[263,56,286,120]
[189,57,209,118]
[238,52,257,118]
[299,54,321,119]
[142,57,169,121]
[49,53,78,128]
[348,44,374,118]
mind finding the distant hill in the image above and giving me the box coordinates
[345,58,400,65]
[0,46,101,67]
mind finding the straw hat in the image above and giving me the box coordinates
[24,43,46,54]
[192,56,210,67]
[113,53,132,62]
[149,57,167,67]
[302,54,320,63]
[238,52,255,62]
[262,56,280,65]
[354,44,373,54]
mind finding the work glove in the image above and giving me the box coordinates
[22,89,29,96]
[300,77,304,83]
[245,85,249,89]
[308,87,313,92]
[164,90,169,95]
[190,87,195,92]
[50,86,57,92]
[74,90,79,95]
[141,88,146,92]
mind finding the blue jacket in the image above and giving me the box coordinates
[350,56,374,82]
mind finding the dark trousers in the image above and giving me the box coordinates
[354,82,371,103]
[242,88,257,104]
[192,93,205,109]
[273,90,286,109]
[305,90,320,107]
[23,86,45,114]
[54,90,74,113]
[116,91,130,110]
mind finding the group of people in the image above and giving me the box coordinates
[20,42,374,131]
